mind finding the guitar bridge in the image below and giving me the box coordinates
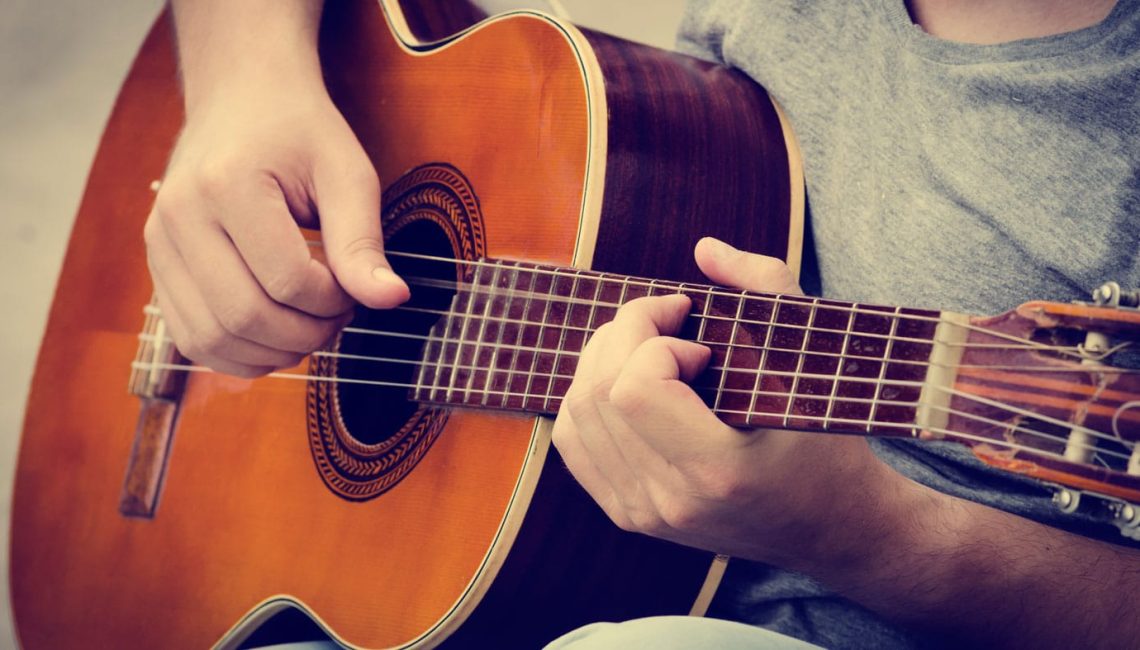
[121,300,187,518]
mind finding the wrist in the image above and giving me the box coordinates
[172,0,327,116]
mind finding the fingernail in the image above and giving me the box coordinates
[704,237,737,261]
[372,266,404,286]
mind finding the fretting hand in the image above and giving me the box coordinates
[552,237,927,569]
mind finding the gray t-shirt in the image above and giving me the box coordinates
[676,1,1140,647]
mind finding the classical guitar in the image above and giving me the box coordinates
[11,1,1140,649]
[11,1,801,648]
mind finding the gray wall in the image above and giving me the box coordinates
[0,1,685,647]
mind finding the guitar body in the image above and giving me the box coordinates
[10,1,801,648]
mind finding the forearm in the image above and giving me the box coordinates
[170,0,326,114]
[813,477,1140,648]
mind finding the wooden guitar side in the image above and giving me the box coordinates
[9,1,802,648]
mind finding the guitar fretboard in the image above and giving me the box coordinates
[411,259,941,435]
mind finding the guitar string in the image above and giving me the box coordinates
[397,274,1112,358]
[388,270,1079,358]
[303,244,1129,360]
[137,328,1140,432]
[131,330,1137,457]
[333,328,1127,374]
[382,250,1116,359]
[130,360,1130,463]
[139,307,1130,378]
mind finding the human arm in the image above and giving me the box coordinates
[553,236,1140,648]
[144,0,408,377]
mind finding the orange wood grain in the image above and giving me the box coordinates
[11,3,593,648]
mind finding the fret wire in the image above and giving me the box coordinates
[543,269,582,413]
[822,302,857,429]
[446,266,481,402]
[867,306,904,433]
[425,306,450,402]
[746,294,781,427]
[482,262,515,407]
[501,263,533,409]
[694,286,714,344]
[385,255,1073,357]
[782,297,820,427]
[713,290,748,414]
[464,262,502,403]
[587,274,605,331]
[523,268,555,413]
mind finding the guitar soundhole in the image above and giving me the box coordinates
[306,163,485,500]
[335,221,456,445]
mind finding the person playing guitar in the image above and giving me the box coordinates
[141,0,1140,648]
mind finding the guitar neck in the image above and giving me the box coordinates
[410,258,952,439]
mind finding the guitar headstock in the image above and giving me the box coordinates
[930,282,1140,537]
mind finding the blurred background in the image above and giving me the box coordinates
[0,1,685,647]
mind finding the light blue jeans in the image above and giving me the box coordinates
[544,617,823,649]
[256,616,823,649]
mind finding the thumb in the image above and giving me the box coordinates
[313,148,410,309]
[694,237,802,295]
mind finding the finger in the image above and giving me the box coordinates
[146,215,314,368]
[312,141,410,309]
[694,237,802,295]
[609,336,724,461]
[610,293,693,339]
[551,402,635,531]
[563,323,646,510]
[212,174,355,317]
[151,279,274,378]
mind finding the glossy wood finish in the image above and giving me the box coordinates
[10,1,801,648]
[12,5,585,649]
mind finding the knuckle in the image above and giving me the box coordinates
[194,157,245,198]
[193,323,230,356]
[339,235,385,261]
[589,376,616,404]
[606,507,638,533]
[626,508,662,535]
[658,497,699,531]
[216,301,263,339]
[563,385,596,425]
[262,267,308,306]
[152,183,193,228]
[299,318,340,352]
[608,377,649,419]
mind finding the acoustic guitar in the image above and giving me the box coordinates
[11,1,1140,649]
[11,1,801,648]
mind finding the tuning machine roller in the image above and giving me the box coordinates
[1049,282,1140,536]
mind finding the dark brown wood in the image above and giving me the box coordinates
[581,28,794,282]
[414,263,941,437]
